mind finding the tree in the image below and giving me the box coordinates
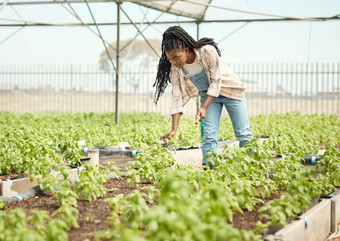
[99,38,161,94]
[99,38,161,72]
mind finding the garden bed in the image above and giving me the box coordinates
[0,112,339,241]
[4,178,153,241]
[3,177,285,241]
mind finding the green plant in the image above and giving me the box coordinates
[122,190,149,229]
[127,145,174,187]
[0,209,48,241]
[315,147,340,193]
[59,140,83,167]
[0,199,5,210]
[53,166,78,207]
[230,179,262,211]
[105,194,126,229]
[94,228,146,241]
[52,205,79,230]
[46,219,69,241]
[74,161,107,202]
[1,112,339,240]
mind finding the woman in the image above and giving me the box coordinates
[153,26,253,166]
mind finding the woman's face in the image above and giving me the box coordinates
[165,47,189,68]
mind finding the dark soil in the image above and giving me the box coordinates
[5,178,154,241]
[228,191,282,231]
[318,142,328,147]
[3,173,285,241]
[0,153,326,240]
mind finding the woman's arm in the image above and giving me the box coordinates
[160,112,181,139]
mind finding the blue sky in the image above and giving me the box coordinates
[0,0,339,64]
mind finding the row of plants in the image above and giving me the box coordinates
[0,161,114,241]
[0,112,339,240]
[1,112,339,177]
[101,140,339,240]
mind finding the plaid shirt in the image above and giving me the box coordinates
[170,45,246,115]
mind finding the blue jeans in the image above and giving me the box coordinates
[201,94,253,164]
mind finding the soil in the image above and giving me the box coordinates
[228,191,282,231]
[318,142,328,147]
[3,174,285,241]
[1,148,336,240]
[4,178,154,241]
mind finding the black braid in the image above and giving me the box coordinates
[153,25,221,104]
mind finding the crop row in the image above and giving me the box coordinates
[0,112,339,240]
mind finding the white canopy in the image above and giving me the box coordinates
[123,0,212,21]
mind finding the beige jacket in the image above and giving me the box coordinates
[170,45,246,115]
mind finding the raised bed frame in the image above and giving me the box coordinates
[1,144,338,241]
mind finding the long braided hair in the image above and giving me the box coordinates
[153,25,221,104]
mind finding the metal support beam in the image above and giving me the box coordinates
[196,22,200,114]
[0,0,172,5]
[1,17,339,28]
[115,1,120,124]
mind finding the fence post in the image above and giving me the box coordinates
[326,62,329,114]
[336,63,340,115]
[70,64,73,112]
[316,62,318,114]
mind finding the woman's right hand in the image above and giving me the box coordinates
[160,129,176,140]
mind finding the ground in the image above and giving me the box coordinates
[4,177,284,241]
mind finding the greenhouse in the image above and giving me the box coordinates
[0,1,340,240]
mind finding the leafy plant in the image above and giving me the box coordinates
[74,161,107,202]
[122,190,149,229]
[105,194,126,229]
[1,112,339,241]
[52,205,79,230]
[127,145,174,187]
[0,199,5,210]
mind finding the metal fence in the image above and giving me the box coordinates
[0,62,339,116]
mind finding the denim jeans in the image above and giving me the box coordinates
[200,94,253,164]
[182,66,252,164]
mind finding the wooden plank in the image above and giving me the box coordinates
[170,142,231,167]
[320,189,340,233]
[332,189,340,233]
[0,180,10,196]
[12,177,38,193]
[172,148,202,167]
[274,199,331,241]
[0,168,80,197]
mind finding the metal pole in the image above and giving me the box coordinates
[338,63,340,115]
[316,62,319,114]
[70,64,73,112]
[115,1,121,124]
[196,22,200,114]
